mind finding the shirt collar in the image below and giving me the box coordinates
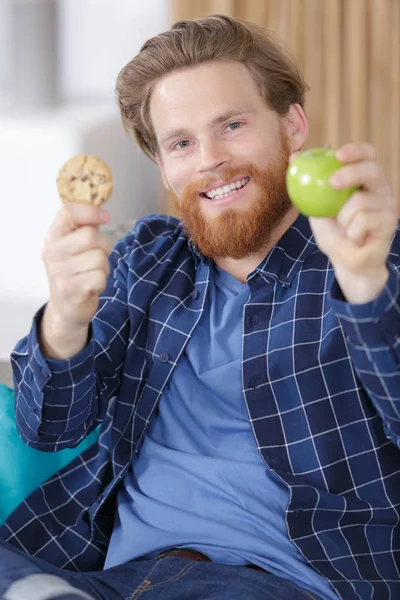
[187,213,317,286]
[188,237,211,268]
[255,214,318,287]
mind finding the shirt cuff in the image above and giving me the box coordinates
[28,304,95,391]
[329,262,400,347]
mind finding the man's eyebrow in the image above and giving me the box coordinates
[159,108,255,147]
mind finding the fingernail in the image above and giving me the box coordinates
[336,149,346,161]
[329,174,341,187]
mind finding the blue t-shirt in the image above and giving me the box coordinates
[105,265,337,600]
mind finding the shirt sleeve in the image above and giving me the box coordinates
[11,237,131,452]
[329,259,400,448]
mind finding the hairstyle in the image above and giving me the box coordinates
[116,14,310,162]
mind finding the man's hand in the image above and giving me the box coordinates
[307,143,398,304]
[40,203,113,359]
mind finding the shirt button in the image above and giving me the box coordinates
[249,379,258,390]
[192,289,199,300]
[159,352,170,363]
[134,432,140,441]
[251,315,258,327]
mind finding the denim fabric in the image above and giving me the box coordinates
[0,539,319,600]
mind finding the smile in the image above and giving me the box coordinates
[200,177,250,200]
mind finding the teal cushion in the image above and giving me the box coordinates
[0,383,99,524]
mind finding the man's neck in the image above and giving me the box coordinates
[214,207,300,283]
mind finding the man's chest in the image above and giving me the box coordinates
[122,264,372,489]
[139,265,354,419]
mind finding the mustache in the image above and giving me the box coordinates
[184,164,260,197]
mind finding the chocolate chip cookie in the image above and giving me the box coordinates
[57,155,113,206]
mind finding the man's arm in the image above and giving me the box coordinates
[11,234,131,452]
[306,142,400,445]
[330,257,400,447]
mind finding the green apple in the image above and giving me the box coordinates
[286,147,359,217]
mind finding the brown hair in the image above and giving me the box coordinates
[116,14,310,162]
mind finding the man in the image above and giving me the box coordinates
[1,14,398,600]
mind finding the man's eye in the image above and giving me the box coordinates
[174,140,191,149]
[227,122,242,131]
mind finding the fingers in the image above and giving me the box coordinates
[50,226,114,259]
[48,248,111,278]
[309,216,347,251]
[41,202,113,331]
[336,142,377,163]
[336,190,397,230]
[332,143,392,196]
[55,269,109,304]
[309,143,397,280]
[46,203,111,243]
[42,203,114,305]
[329,161,391,195]
[309,216,377,272]
[345,211,396,246]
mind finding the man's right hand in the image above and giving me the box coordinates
[40,204,114,360]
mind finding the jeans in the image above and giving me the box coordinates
[0,540,319,600]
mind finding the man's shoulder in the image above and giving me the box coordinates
[109,213,196,283]
[114,213,186,256]
[134,213,183,236]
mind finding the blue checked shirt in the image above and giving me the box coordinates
[3,213,400,600]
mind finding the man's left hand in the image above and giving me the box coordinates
[308,143,398,304]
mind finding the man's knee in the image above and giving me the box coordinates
[2,573,95,600]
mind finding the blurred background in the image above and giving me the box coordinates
[0,0,399,369]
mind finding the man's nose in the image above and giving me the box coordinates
[198,139,231,173]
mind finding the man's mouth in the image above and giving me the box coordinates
[200,177,251,201]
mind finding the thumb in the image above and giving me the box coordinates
[309,216,346,254]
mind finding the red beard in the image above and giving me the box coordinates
[173,131,293,260]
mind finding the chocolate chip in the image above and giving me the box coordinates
[91,192,98,201]
[70,176,77,181]
[81,175,88,182]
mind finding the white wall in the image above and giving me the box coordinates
[59,0,169,102]
[0,0,170,359]
[0,1,12,108]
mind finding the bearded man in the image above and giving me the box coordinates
[1,14,399,600]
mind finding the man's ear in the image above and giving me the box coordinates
[156,153,172,192]
[281,104,309,154]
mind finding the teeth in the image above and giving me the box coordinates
[205,177,249,199]
[212,189,237,200]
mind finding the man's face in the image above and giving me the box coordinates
[151,61,298,259]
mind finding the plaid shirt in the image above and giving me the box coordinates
[4,213,400,600]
